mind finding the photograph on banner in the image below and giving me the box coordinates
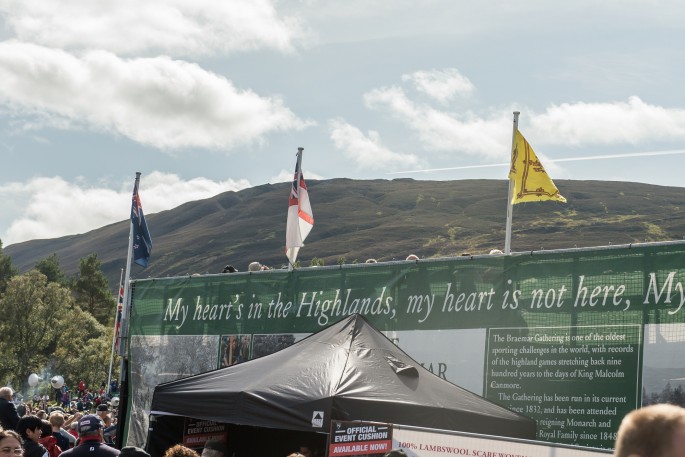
[251,333,311,358]
[642,323,685,406]
[383,329,486,395]
[129,335,218,448]
[219,334,252,367]
[329,420,393,457]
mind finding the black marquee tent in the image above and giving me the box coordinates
[147,314,535,454]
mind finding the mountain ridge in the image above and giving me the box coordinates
[5,178,685,289]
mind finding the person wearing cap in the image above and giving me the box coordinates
[94,405,109,422]
[59,415,119,457]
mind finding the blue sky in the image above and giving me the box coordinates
[1,0,684,246]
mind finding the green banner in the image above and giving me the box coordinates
[127,242,685,449]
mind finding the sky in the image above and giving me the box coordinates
[1,0,684,247]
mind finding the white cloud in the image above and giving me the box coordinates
[364,80,685,163]
[0,0,307,56]
[0,172,251,245]
[402,68,474,102]
[328,118,423,170]
[136,172,251,210]
[364,86,511,158]
[0,42,313,150]
[529,96,685,145]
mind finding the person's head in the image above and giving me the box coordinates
[248,261,262,272]
[299,445,317,457]
[48,412,64,428]
[120,446,151,457]
[16,416,43,442]
[0,430,23,457]
[405,254,419,261]
[163,445,199,457]
[201,440,228,457]
[0,387,14,401]
[39,421,52,440]
[614,403,685,457]
[96,404,109,419]
[76,414,103,439]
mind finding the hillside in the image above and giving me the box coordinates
[5,178,685,289]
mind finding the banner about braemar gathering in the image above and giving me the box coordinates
[125,241,685,450]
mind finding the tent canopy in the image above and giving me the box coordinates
[150,314,536,439]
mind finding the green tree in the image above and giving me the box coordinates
[0,270,72,393]
[35,253,68,286]
[73,254,116,324]
[0,239,17,294]
[310,257,325,267]
[673,385,685,407]
[52,306,115,393]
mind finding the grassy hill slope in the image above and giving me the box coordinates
[5,178,685,288]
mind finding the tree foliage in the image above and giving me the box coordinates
[35,253,70,287]
[0,239,16,294]
[0,252,117,398]
[74,254,116,325]
[0,271,70,392]
[51,306,115,392]
[643,382,685,407]
[310,257,325,267]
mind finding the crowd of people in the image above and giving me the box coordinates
[4,379,685,457]
[219,254,425,275]
[0,385,118,457]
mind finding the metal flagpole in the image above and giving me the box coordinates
[295,147,303,214]
[106,268,124,396]
[115,173,139,447]
[504,111,520,255]
[118,172,138,357]
[288,148,304,271]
